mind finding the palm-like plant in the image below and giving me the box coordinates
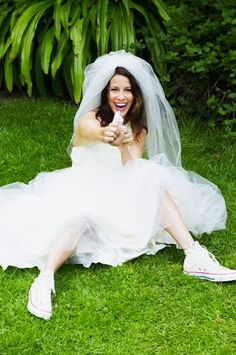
[0,0,169,103]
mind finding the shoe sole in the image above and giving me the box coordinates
[27,301,52,320]
[27,294,52,321]
[184,271,236,282]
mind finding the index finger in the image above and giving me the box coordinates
[109,122,119,127]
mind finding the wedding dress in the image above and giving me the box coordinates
[0,142,226,270]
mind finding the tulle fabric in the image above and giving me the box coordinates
[0,144,226,270]
[69,50,181,165]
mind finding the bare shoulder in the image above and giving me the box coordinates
[139,128,148,140]
[133,128,147,144]
[128,128,147,158]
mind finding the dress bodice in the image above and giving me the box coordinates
[71,143,121,167]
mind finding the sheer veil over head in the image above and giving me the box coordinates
[70,50,181,166]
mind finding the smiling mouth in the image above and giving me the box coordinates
[115,103,127,110]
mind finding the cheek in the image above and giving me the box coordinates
[129,94,134,105]
[108,92,115,104]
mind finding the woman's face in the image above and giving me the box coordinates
[107,74,134,117]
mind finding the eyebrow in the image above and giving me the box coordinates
[110,86,132,89]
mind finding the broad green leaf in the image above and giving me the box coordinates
[21,7,48,96]
[10,2,27,32]
[70,2,81,26]
[53,2,61,40]
[111,5,123,51]
[41,26,55,74]
[0,17,11,59]
[70,16,91,103]
[35,46,47,97]
[4,50,13,92]
[70,18,83,55]
[0,6,10,29]
[10,0,52,61]
[129,1,149,23]
[51,31,70,78]
[62,53,73,99]
[96,0,109,55]
[152,0,170,22]
[60,0,72,34]
[121,0,129,16]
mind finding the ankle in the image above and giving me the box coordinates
[184,241,199,255]
[40,270,54,277]
[38,270,55,293]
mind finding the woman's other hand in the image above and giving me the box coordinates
[104,123,133,149]
[103,123,122,145]
[116,127,133,150]
[122,127,133,145]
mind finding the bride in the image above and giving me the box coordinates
[1,51,235,321]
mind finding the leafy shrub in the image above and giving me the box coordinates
[0,0,169,103]
[160,0,236,135]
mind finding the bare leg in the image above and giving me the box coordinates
[162,191,195,250]
[44,249,75,273]
[43,227,82,272]
[27,238,76,320]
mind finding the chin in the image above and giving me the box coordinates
[120,109,130,117]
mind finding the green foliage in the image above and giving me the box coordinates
[0,0,169,103]
[161,0,236,135]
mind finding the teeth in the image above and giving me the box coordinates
[115,103,126,107]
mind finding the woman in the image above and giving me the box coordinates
[0,51,235,321]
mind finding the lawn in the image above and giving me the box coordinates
[0,97,236,354]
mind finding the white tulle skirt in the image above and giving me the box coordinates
[0,143,226,270]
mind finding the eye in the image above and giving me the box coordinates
[125,88,132,92]
[110,88,118,92]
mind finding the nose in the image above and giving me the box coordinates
[116,91,125,100]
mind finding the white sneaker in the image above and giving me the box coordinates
[184,241,236,282]
[27,271,55,320]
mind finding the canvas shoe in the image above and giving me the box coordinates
[184,241,236,282]
[27,271,55,320]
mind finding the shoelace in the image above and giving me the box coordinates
[197,245,228,270]
[200,245,220,264]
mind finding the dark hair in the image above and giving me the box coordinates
[95,66,147,140]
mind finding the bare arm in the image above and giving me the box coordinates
[73,112,104,145]
[73,111,119,145]
[73,111,146,164]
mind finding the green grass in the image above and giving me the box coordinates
[0,97,236,355]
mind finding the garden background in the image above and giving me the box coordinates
[0,0,236,354]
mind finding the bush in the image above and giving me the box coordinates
[0,0,169,103]
[161,0,236,135]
